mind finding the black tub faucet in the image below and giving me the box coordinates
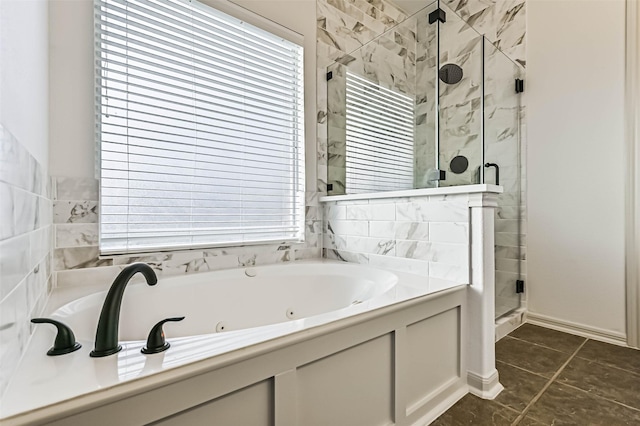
[90,263,158,358]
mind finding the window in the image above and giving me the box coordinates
[345,72,414,194]
[95,0,305,254]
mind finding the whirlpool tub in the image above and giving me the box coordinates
[2,260,469,426]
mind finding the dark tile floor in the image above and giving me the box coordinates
[432,324,640,425]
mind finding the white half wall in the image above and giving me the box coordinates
[1,0,49,168]
[526,0,627,338]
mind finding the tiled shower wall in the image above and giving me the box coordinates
[316,0,527,315]
[443,0,526,67]
[323,194,470,283]
[52,176,322,287]
[0,128,53,396]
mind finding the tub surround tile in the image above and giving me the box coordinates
[13,188,38,235]
[294,247,322,261]
[346,236,395,256]
[0,127,52,399]
[325,248,368,264]
[346,203,396,221]
[428,262,469,283]
[56,223,99,248]
[371,221,421,240]
[53,201,99,224]
[428,222,468,243]
[322,194,470,279]
[55,265,129,288]
[395,240,468,265]
[0,283,30,397]
[0,235,31,301]
[395,201,468,222]
[51,173,322,288]
[54,247,109,271]
[368,254,429,275]
[55,176,98,201]
[237,250,291,268]
[327,219,369,237]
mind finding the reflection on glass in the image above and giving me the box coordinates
[326,1,523,198]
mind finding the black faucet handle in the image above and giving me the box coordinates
[31,318,82,356]
[141,317,185,355]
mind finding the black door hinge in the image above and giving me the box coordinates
[515,79,524,93]
[327,183,333,191]
[516,280,525,293]
[439,170,446,180]
[326,71,333,81]
[429,8,446,24]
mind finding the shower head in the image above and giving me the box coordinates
[439,63,463,84]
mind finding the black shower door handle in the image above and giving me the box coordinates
[484,163,500,185]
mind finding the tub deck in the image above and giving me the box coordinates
[1,260,466,425]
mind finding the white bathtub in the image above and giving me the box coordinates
[1,260,468,425]
[51,263,400,341]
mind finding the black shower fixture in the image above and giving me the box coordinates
[439,63,463,84]
[450,155,469,174]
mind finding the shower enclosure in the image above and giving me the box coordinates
[325,0,525,318]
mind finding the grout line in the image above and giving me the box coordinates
[572,353,640,378]
[496,359,553,380]
[504,334,584,355]
[511,338,589,425]
[556,381,640,413]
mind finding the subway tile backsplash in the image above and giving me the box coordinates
[0,126,53,397]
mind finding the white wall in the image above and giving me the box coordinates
[527,0,627,338]
[1,0,49,167]
[48,0,316,186]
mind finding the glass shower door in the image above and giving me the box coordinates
[483,40,524,317]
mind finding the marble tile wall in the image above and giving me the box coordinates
[0,126,53,397]
[52,176,323,288]
[323,193,470,282]
[443,0,526,67]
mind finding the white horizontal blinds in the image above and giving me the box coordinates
[96,0,305,254]
[345,72,414,194]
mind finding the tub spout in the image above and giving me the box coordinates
[90,263,158,357]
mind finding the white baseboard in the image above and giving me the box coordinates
[467,370,504,400]
[410,385,468,426]
[495,308,527,341]
[526,312,628,346]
